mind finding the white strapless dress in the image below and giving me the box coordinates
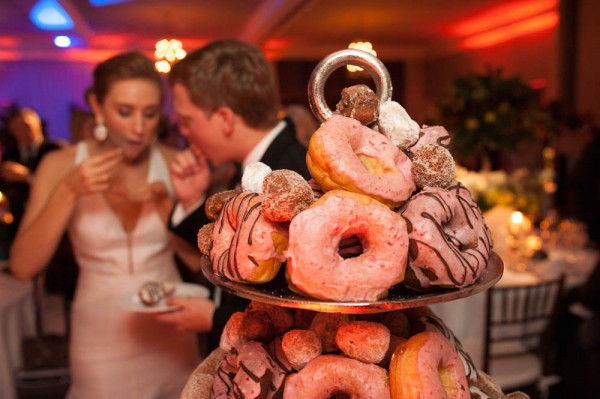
[66,142,199,399]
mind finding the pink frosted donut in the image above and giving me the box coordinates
[286,190,408,301]
[306,115,415,207]
[389,332,470,399]
[409,125,452,153]
[284,355,391,399]
[399,182,492,289]
[212,338,292,399]
[210,191,288,283]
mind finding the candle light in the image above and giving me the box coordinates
[509,211,524,235]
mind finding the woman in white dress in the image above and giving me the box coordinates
[10,52,200,398]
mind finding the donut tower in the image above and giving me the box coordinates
[185,50,524,399]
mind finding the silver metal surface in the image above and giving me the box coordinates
[201,252,503,314]
[307,49,393,122]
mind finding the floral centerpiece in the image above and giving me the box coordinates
[427,68,553,170]
[455,166,546,217]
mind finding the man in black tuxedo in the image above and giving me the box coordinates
[156,40,311,349]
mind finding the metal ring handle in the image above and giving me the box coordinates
[308,49,393,122]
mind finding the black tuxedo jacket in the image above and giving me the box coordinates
[169,119,311,350]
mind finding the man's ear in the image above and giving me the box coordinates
[214,107,235,137]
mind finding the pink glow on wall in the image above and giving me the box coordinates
[448,0,558,37]
[460,11,559,50]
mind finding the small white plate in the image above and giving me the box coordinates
[119,282,210,313]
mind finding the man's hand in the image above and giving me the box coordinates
[170,149,210,211]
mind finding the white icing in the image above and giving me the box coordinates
[241,162,272,193]
[377,100,420,149]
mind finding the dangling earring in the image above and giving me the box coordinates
[94,122,108,142]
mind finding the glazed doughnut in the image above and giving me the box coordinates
[205,188,241,221]
[281,329,322,370]
[286,190,408,301]
[284,354,391,399]
[210,191,288,283]
[306,115,416,207]
[335,321,390,364]
[389,331,470,399]
[411,311,479,384]
[400,183,492,289]
[335,84,379,125]
[411,144,455,189]
[212,338,292,399]
[378,100,420,149]
[309,312,350,353]
[261,169,314,222]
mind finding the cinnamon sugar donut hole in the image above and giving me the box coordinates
[282,329,322,370]
[196,223,213,255]
[411,144,455,189]
[261,169,314,222]
[249,301,295,335]
[204,188,241,221]
[335,321,391,364]
[309,313,350,353]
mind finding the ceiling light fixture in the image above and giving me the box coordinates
[346,41,376,72]
[30,0,74,30]
[154,39,186,74]
[54,35,72,48]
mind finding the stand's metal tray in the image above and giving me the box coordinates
[201,252,503,314]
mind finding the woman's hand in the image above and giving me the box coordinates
[63,148,122,196]
[170,148,210,211]
[155,296,215,332]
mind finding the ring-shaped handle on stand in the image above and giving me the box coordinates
[308,49,393,123]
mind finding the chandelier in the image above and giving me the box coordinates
[154,39,186,73]
[346,41,377,72]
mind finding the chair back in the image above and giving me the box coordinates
[483,274,565,374]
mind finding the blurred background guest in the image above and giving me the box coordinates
[0,106,62,248]
[9,52,200,399]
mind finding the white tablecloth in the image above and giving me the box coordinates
[0,268,35,399]
[430,248,599,369]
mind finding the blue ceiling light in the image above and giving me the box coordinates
[89,0,132,5]
[30,0,74,30]
[54,35,72,48]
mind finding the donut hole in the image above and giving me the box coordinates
[338,234,364,258]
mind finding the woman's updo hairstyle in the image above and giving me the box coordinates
[92,52,162,104]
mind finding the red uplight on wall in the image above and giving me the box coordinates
[460,11,559,50]
[449,0,558,37]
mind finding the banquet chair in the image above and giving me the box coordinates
[483,274,565,398]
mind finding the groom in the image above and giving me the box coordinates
[158,39,311,349]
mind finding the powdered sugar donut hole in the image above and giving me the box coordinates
[241,162,272,193]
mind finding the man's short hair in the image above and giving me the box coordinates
[169,39,281,129]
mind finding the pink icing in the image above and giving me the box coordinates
[286,190,408,301]
[307,115,416,207]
